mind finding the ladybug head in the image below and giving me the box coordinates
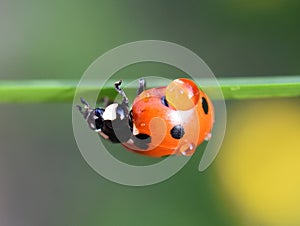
[77,104,106,133]
[77,95,132,143]
[94,103,133,143]
[77,97,115,140]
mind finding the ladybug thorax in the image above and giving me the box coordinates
[102,103,118,121]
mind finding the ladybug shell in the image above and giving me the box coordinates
[123,80,214,157]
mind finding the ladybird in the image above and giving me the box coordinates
[77,78,214,157]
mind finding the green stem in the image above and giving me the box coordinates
[0,76,299,103]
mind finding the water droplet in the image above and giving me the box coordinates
[204,133,212,141]
[178,142,195,156]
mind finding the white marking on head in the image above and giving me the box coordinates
[119,112,125,120]
[102,103,118,121]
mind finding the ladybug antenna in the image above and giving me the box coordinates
[114,80,129,106]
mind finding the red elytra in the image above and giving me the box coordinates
[123,78,214,157]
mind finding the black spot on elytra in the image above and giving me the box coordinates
[133,133,151,150]
[170,125,185,139]
[135,133,150,140]
[161,96,169,107]
[202,97,209,114]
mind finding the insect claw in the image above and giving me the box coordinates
[80,97,90,108]
[114,80,129,106]
[114,80,122,91]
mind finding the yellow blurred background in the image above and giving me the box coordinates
[216,99,300,226]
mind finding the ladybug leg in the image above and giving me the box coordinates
[137,78,146,95]
[76,97,99,131]
[101,96,113,108]
[76,97,92,119]
[114,80,129,107]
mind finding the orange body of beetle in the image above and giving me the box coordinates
[78,78,214,158]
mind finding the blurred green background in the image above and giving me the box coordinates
[1,0,300,225]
